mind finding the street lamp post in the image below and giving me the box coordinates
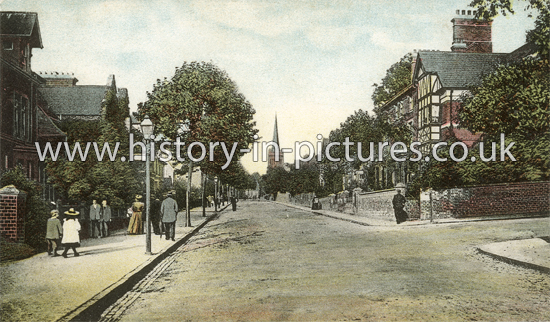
[140,115,154,255]
[178,119,192,227]
[201,172,206,217]
[186,159,193,227]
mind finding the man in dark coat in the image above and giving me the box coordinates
[392,188,408,224]
[161,192,178,241]
[151,198,162,235]
[101,200,112,237]
[89,199,102,238]
[230,196,237,211]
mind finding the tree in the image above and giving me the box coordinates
[323,109,413,193]
[138,61,258,177]
[457,46,549,185]
[459,58,549,141]
[218,161,250,191]
[470,0,549,56]
[262,166,289,197]
[371,53,413,109]
[45,88,140,207]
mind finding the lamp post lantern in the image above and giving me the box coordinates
[140,115,154,255]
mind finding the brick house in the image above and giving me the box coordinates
[39,73,129,121]
[0,12,66,183]
[374,9,536,187]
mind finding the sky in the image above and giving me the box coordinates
[1,0,535,174]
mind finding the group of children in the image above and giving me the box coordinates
[45,208,81,258]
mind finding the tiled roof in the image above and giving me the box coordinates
[39,86,107,116]
[416,51,509,88]
[37,108,65,139]
[0,11,43,48]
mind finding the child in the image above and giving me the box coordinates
[46,210,62,256]
[61,208,81,258]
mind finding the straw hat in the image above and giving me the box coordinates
[64,208,80,216]
[135,195,143,200]
[50,210,59,218]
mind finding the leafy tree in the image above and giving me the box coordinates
[285,161,320,196]
[323,109,413,193]
[218,161,250,191]
[457,49,549,186]
[138,61,258,178]
[262,166,289,196]
[459,59,549,141]
[470,0,549,56]
[45,88,140,207]
[371,53,413,109]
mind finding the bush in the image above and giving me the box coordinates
[1,236,36,261]
[174,180,203,210]
[0,166,50,250]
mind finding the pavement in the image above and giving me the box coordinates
[1,201,548,322]
[0,206,227,322]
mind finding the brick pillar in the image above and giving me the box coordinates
[0,185,27,242]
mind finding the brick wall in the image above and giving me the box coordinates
[0,186,27,242]
[291,190,420,222]
[421,181,550,220]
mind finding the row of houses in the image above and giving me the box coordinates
[279,9,537,193]
[366,9,536,189]
[0,11,184,203]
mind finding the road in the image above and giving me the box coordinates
[105,201,549,321]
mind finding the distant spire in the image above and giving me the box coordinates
[272,114,279,144]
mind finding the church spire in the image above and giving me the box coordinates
[272,114,280,145]
[268,114,284,169]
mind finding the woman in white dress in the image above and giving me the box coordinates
[61,208,81,258]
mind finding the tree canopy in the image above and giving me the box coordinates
[371,53,413,109]
[470,0,549,56]
[45,88,140,207]
[459,58,549,140]
[138,61,258,178]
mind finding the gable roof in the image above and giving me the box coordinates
[0,11,43,48]
[413,51,508,88]
[39,86,108,116]
[37,108,65,139]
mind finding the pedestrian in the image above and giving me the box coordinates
[151,198,162,235]
[161,191,178,241]
[128,195,144,235]
[61,208,81,258]
[46,210,62,256]
[89,199,102,238]
[392,188,408,224]
[311,195,321,210]
[230,195,237,211]
[101,200,112,237]
[207,195,213,208]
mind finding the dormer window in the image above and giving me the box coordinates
[3,40,13,50]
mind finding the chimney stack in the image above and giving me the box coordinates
[451,9,492,53]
